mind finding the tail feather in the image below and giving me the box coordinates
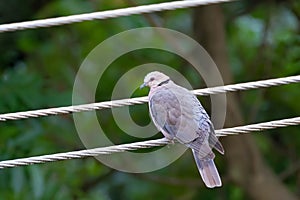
[192,149,222,188]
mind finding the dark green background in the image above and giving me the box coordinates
[0,0,299,199]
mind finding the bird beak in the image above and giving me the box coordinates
[140,82,147,89]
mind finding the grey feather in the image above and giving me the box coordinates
[144,71,224,188]
[192,149,222,188]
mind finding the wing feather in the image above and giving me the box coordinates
[149,86,199,143]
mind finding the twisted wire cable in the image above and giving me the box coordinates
[192,74,300,96]
[0,0,234,33]
[0,74,299,121]
[0,116,299,169]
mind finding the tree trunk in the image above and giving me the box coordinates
[193,5,297,200]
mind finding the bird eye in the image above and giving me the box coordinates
[150,77,155,81]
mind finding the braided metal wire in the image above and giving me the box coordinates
[1,116,299,169]
[0,75,299,121]
[0,0,234,33]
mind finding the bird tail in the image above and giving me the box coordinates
[192,149,222,188]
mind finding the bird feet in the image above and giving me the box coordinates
[165,137,176,145]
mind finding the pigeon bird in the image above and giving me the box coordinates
[140,71,224,188]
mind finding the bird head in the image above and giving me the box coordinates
[140,71,170,89]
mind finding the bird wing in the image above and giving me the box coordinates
[149,86,199,143]
[190,94,224,154]
[208,124,224,154]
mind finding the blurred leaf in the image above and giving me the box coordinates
[29,165,45,198]
[11,167,25,195]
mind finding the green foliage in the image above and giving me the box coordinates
[0,1,299,199]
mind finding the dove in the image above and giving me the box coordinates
[140,71,224,188]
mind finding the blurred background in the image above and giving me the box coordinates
[0,0,300,199]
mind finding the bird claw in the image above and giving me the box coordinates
[169,139,176,144]
[165,137,176,145]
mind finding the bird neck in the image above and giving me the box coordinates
[157,79,170,87]
[150,79,172,93]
